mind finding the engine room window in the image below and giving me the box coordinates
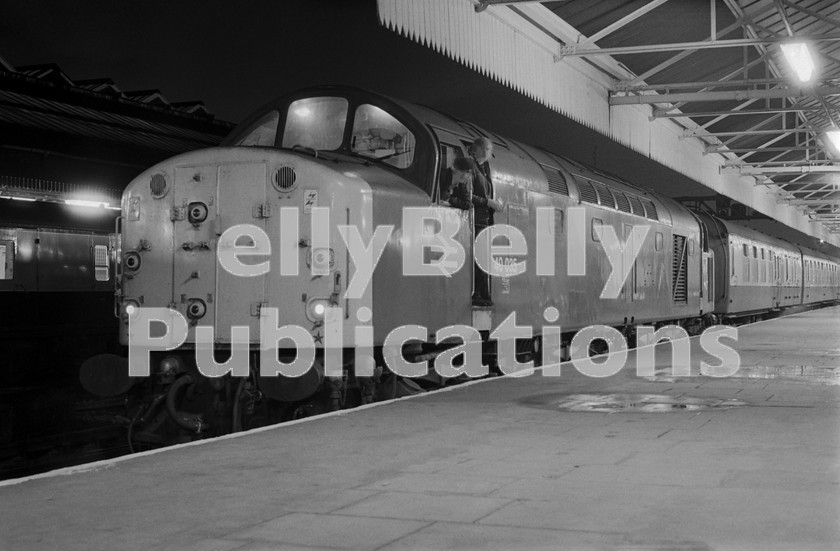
[351,104,415,169]
[281,97,348,151]
[688,238,695,255]
[591,218,603,242]
[234,110,279,146]
[655,232,663,251]
[742,244,749,256]
[547,208,564,235]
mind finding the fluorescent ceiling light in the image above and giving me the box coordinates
[11,196,36,202]
[66,199,109,208]
[781,42,815,83]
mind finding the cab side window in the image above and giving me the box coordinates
[351,104,415,169]
[437,143,466,204]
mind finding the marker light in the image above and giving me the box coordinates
[306,298,332,322]
[122,299,140,319]
[780,42,815,83]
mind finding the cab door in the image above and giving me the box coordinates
[436,138,474,316]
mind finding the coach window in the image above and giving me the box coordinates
[281,97,348,151]
[351,104,415,169]
[730,245,735,276]
[0,240,12,280]
[234,110,279,146]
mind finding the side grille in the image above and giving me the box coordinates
[614,192,632,214]
[642,199,659,220]
[273,166,297,191]
[577,180,598,204]
[592,182,616,209]
[150,173,168,198]
[627,195,644,216]
[672,234,688,304]
[541,166,569,196]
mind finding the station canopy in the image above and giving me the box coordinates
[378,0,840,241]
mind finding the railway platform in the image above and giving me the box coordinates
[1,307,838,551]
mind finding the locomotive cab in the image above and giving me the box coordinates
[225,87,438,196]
[117,86,482,435]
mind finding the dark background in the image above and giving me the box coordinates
[0,0,708,198]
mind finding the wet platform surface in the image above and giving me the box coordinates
[2,307,839,550]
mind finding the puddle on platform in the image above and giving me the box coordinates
[737,365,840,385]
[522,393,747,413]
[643,365,840,385]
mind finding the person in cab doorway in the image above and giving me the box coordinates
[440,156,476,204]
[453,137,503,307]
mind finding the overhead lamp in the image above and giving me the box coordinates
[66,199,110,208]
[780,42,816,83]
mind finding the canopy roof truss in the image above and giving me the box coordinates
[470,0,840,232]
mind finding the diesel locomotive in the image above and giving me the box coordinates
[115,85,840,442]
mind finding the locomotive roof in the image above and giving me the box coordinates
[711,216,802,253]
[227,85,707,235]
[395,91,701,231]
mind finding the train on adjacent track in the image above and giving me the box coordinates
[115,85,840,443]
[0,208,123,468]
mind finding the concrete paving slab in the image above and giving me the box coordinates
[227,513,428,550]
[378,521,626,550]
[333,491,512,522]
[355,471,515,495]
